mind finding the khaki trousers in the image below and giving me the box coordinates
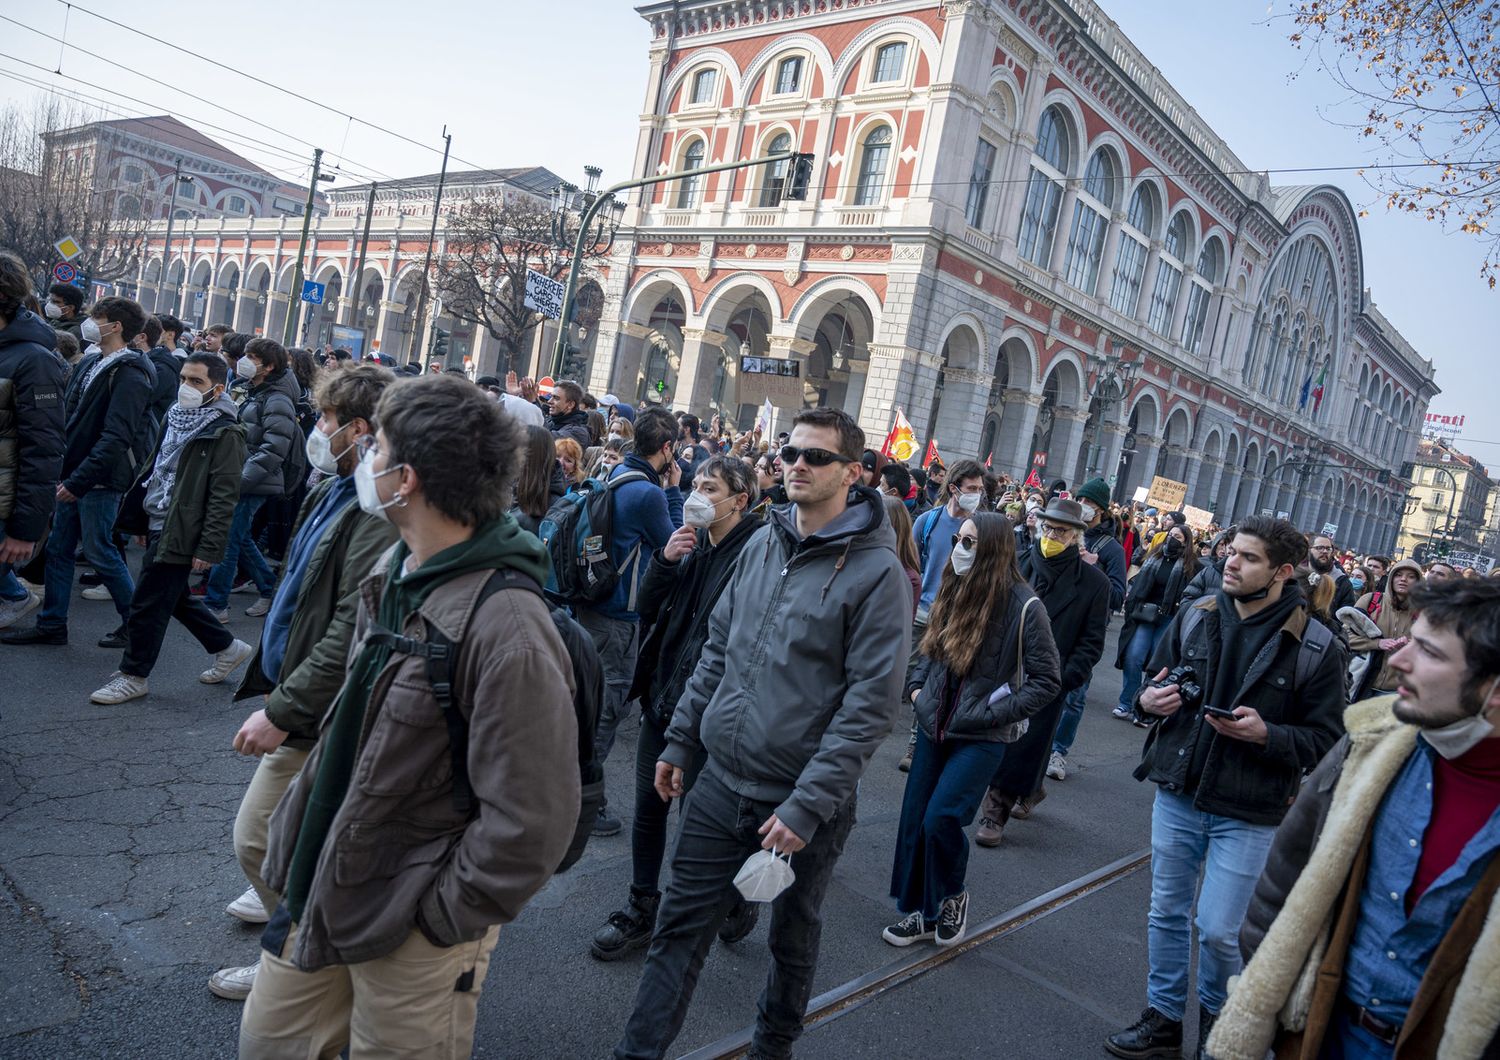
[233,745,311,915]
[238,921,501,1059]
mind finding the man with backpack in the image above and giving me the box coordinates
[547,405,683,837]
[1104,516,1346,1060]
[238,374,581,1059]
[2,296,154,650]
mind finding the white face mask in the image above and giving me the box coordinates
[682,490,728,529]
[234,357,258,381]
[44,301,63,320]
[1025,499,1042,514]
[1079,502,1098,522]
[956,491,982,514]
[951,542,976,576]
[306,423,353,476]
[354,448,404,522]
[1421,675,1500,760]
[177,382,207,409]
[80,317,102,344]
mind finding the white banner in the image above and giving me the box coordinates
[524,270,565,320]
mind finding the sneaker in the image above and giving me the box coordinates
[81,584,113,601]
[1112,705,1135,721]
[230,579,257,595]
[897,735,914,773]
[1047,751,1068,781]
[935,891,968,947]
[0,591,40,630]
[1196,1003,1216,1060]
[718,897,759,945]
[974,789,1006,848]
[207,960,259,1001]
[97,625,128,650]
[225,885,268,925]
[245,597,271,618]
[590,890,658,961]
[89,672,148,705]
[1104,1006,1184,1059]
[0,623,67,646]
[591,805,622,837]
[210,608,229,624]
[78,569,103,587]
[881,910,935,947]
[200,639,253,684]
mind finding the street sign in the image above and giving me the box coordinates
[523,270,565,320]
[300,280,326,305]
[52,262,76,283]
[53,235,82,261]
[536,376,556,399]
[1032,450,1047,467]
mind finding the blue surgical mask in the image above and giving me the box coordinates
[1350,577,1364,592]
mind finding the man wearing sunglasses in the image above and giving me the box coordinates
[616,407,911,1060]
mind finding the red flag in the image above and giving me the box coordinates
[985,453,992,469]
[881,409,918,462]
[1024,468,1043,489]
[922,439,941,469]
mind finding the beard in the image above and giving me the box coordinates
[1310,555,1333,573]
[1393,685,1484,730]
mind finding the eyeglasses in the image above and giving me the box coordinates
[778,444,852,468]
[951,533,978,550]
[1038,523,1073,540]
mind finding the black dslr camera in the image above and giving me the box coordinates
[1150,664,1203,711]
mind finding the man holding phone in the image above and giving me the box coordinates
[1105,516,1346,1060]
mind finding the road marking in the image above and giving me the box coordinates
[679,847,1152,1060]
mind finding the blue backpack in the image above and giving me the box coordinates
[537,470,648,606]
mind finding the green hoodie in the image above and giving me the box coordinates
[282,516,551,924]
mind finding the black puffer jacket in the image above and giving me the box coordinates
[239,366,300,496]
[630,513,763,728]
[546,408,592,451]
[59,347,155,497]
[907,582,1061,744]
[0,311,66,541]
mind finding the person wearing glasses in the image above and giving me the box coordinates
[1308,533,1358,613]
[614,408,910,1060]
[886,511,1061,947]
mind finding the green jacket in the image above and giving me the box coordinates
[115,408,245,565]
[234,476,398,749]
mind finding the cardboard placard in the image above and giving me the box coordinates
[1181,505,1215,532]
[1145,475,1188,511]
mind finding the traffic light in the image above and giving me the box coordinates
[784,153,815,201]
[561,344,587,382]
[430,326,450,363]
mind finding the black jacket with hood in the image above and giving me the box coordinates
[0,311,66,541]
[59,346,155,497]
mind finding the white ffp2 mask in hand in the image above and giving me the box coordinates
[733,849,796,903]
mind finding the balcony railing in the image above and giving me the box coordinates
[834,207,880,226]
[659,210,697,227]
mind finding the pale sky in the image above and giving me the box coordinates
[4,0,1495,468]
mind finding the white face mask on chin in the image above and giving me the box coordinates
[1422,675,1500,759]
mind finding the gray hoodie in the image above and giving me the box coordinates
[662,486,912,842]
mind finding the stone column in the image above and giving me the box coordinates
[1197,455,1224,512]
[993,391,1042,478]
[930,366,993,461]
[857,343,919,443]
[1181,454,1205,509]
[1049,408,1090,488]
[1241,472,1265,520]
[672,327,728,413]
[1096,421,1128,488]
[1217,465,1244,521]
[1125,438,1162,499]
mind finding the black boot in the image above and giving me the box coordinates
[717,894,759,945]
[1105,1006,1183,1059]
[1196,1003,1216,1060]
[590,888,659,961]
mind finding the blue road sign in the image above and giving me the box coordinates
[300,280,326,305]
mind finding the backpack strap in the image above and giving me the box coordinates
[916,508,941,569]
[1178,600,1209,655]
[1294,617,1334,693]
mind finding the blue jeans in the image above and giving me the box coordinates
[1322,1008,1396,1060]
[1146,788,1276,1020]
[205,494,276,610]
[1118,619,1169,713]
[890,730,1008,921]
[39,490,134,630]
[1052,679,1090,756]
[614,768,856,1060]
[0,515,27,601]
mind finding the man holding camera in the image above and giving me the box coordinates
[1105,516,1346,1060]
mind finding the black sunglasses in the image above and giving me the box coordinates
[951,533,978,550]
[779,444,851,468]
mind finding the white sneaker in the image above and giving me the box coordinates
[81,584,113,601]
[90,671,148,704]
[0,590,40,629]
[200,639,253,684]
[207,959,259,1001]
[225,885,269,924]
[210,607,230,624]
[245,597,271,618]
[1047,751,1067,782]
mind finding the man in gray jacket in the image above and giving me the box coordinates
[614,407,912,1060]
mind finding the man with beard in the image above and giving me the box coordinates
[975,497,1109,843]
[1210,578,1500,1060]
[1105,517,1346,1060]
[1310,534,1357,613]
[1349,558,1423,700]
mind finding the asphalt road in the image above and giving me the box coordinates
[0,571,1182,1059]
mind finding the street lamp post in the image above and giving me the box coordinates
[152,159,196,313]
[1083,343,1142,481]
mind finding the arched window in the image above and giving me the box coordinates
[1016,106,1070,267]
[1110,183,1156,315]
[759,133,794,207]
[964,138,998,228]
[689,67,717,106]
[853,125,892,206]
[1064,150,1117,295]
[1181,237,1221,353]
[676,140,705,208]
[774,55,804,95]
[872,41,908,83]
[1147,211,1190,335]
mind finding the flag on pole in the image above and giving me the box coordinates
[1297,369,1313,411]
[755,397,774,434]
[1024,467,1043,489]
[1311,363,1328,415]
[984,453,992,469]
[922,439,942,470]
[881,408,918,462]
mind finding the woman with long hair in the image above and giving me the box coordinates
[585,409,608,448]
[885,512,1061,948]
[511,425,557,535]
[1114,522,1198,721]
[882,495,921,619]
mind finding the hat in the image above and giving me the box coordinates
[1037,497,1088,529]
[601,393,619,407]
[1076,477,1111,509]
[612,403,635,423]
[861,450,880,472]
[476,375,500,388]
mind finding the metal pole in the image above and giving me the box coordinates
[282,148,324,346]
[347,181,378,329]
[549,150,797,379]
[411,128,451,366]
[153,157,183,313]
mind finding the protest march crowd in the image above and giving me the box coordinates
[2,260,1498,1060]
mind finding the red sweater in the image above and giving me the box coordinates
[1411,736,1500,905]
